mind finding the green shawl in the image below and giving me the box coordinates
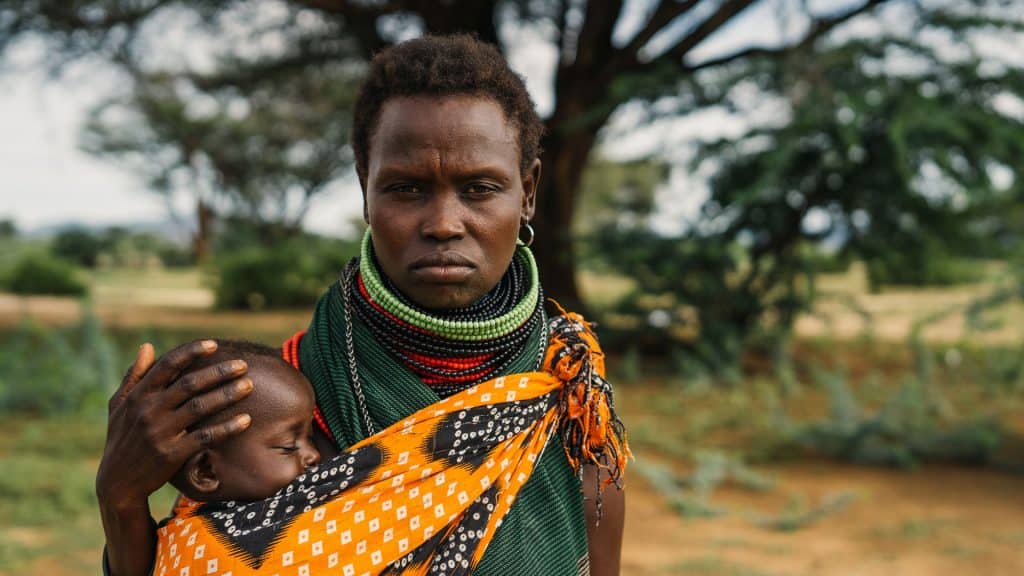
[297,278,590,575]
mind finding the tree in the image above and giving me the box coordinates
[80,46,361,257]
[573,156,668,243]
[51,226,105,267]
[0,219,16,240]
[591,11,1024,370]
[1,0,1019,311]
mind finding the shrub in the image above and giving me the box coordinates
[866,251,985,290]
[792,367,1004,468]
[50,227,105,268]
[211,235,358,310]
[803,247,853,274]
[0,219,17,240]
[0,311,117,415]
[6,252,88,296]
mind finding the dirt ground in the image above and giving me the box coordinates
[621,461,1024,575]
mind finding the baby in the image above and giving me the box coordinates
[169,339,321,502]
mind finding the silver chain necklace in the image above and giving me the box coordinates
[340,261,378,436]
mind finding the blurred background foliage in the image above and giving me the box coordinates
[4,0,1021,315]
[1,1,1023,573]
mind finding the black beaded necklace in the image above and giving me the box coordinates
[351,246,546,397]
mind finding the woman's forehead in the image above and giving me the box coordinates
[369,96,519,169]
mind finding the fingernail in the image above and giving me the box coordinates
[237,413,251,428]
[232,360,247,371]
[201,340,217,351]
[237,378,253,393]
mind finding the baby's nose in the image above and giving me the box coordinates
[303,445,321,468]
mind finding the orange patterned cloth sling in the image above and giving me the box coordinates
[152,313,629,576]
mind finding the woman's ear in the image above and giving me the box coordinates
[185,450,221,496]
[521,158,541,221]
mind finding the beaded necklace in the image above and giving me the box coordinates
[351,229,546,398]
[358,231,539,341]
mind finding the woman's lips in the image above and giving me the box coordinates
[410,252,475,283]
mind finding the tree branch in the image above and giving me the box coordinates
[575,0,625,67]
[620,0,702,59]
[685,0,890,73]
[187,39,358,91]
[414,0,499,45]
[289,0,408,55]
[287,0,405,17]
[657,0,759,64]
[552,0,624,115]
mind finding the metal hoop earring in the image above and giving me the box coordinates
[519,223,535,247]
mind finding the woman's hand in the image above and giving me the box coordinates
[96,340,254,576]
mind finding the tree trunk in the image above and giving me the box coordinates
[534,112,605,314]
[192,199,214,263]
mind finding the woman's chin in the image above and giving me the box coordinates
[406,284,484,311]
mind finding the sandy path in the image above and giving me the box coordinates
[621,460,1024,575]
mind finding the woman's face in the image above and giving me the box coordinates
[363,95,539,310]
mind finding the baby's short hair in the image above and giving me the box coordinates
[181,338,308,426]
[187,338,285,372]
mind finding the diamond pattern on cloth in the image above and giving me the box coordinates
[153,313,625,576]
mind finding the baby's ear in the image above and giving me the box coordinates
[185,450,220,496]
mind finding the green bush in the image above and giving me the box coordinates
[211,235,358,310]
[50,226,193,269]
[50,227,105,268]
[866,252,985,290]
[792,367,1004,468]
[6,252,88,296]
[802,247,853,274]
[0,312,117,415]
[0,455,98,525]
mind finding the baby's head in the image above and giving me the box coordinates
[171,339,320,502]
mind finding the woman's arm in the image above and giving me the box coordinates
[583,463,625,576]
[96,341,254,576]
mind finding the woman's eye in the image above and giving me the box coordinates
[389,184,421,196]
[276,445,299,453]
[465,184,497,196]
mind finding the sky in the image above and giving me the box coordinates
[0,1,884,237]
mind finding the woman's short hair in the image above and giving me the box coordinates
[352,34,544,180]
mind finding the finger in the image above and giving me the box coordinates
[170,376,254,428]
[110,343,155,411]
[124,343,156,389]
[163,360,250,408]
[139,339,218,393]
[183,413,252,451]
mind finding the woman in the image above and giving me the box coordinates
[97,35,626,575]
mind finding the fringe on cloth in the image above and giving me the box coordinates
[544,301,632,520]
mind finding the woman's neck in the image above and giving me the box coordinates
[351,229,545,395]
[357,229,540,339]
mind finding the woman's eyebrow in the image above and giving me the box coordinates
[373,162,430,182]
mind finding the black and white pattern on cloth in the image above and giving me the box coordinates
[191,393,557,572]
[196,443,385,569]
[429,393,556,470]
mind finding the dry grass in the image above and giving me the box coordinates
[800,262,1024,344]
[2,264,1021,345]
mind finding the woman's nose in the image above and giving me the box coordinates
[421,189,465,241]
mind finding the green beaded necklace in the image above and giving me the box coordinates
[358,228,540,341]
